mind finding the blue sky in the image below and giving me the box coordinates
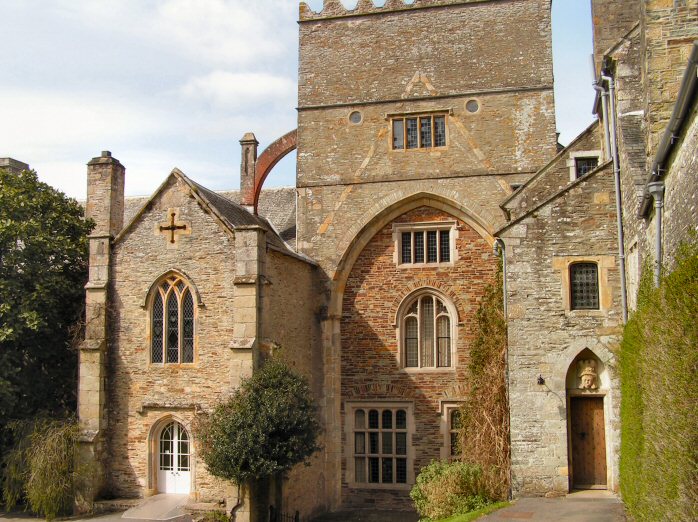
[0,0,595,199]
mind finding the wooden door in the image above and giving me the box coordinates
[570,397,607,488]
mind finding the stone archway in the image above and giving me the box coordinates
[565,349,609,490]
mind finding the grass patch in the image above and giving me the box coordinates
[435,501,510,522]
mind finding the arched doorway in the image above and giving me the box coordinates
[566,350,608,489]
[157,421,191,494]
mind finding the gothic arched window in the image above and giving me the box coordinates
[401,292,454,368]
[151,275,195,364]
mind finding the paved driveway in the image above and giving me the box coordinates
[480,491,625,522]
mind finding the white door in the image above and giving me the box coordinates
[157,421,191,494]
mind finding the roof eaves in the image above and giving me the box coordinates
[495,159,613,236]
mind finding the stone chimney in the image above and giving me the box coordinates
[86,150,125,237]
[77,150,125,508]
[240,133,258,212]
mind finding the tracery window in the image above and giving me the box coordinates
[570,262,599,310]
[151,275,195,364]
[401,292,453,368]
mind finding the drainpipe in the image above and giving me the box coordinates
[600,71,629,324]
[493,238,512,500]
[591,57,612,161]
[647,181,665,287]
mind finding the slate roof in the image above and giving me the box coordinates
[123,185,297,248]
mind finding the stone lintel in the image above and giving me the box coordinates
[137,402,201,415]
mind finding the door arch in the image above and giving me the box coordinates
[157,421,191,494]
[566,349,608,489]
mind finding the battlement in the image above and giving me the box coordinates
[299,0,491,22]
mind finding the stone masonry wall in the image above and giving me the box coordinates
[108,175,252,501]
[501,164,623,495]
[340,206,497,510]
[654,99,698,268]
[642,0,698,156]
[503,122,603,222]
[591,0,640,72]
[262,251,328,520]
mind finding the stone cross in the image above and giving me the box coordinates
[159,212,187,244]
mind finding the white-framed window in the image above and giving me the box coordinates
[567,150,602,180]
[440,402,464,459]
[346,402,414,488]
[393,222,456,266]
[396,290,457,369]
[151,274,195,364]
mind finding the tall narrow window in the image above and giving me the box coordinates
[570,263,599,310]
[402,293,454,368]
[151,274,196,363]
[449,409,462,457]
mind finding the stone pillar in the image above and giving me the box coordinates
[231,226,266,364]
[77,151,124,510]
[240,133,259,213]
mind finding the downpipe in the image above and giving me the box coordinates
[647,181,665,287]
[598,72,629,323]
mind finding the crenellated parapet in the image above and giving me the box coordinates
[299,0,485,21]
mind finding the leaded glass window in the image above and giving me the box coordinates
[391,114,448,150]
[398,227,452,265]
[151,275,195,363]
[402,293,453,368]
[574,157,599,178]
[570,263,599,310]
[352,406,409,485]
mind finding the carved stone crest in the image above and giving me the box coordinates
[578,359,598,390]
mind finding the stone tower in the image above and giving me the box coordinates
[295,0,558,510]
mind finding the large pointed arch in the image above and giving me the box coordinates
[329,191,496,317]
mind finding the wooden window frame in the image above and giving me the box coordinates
[346,401,415,490]
[389,111,449,151]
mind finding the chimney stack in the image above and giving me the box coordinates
[240,133,258,213]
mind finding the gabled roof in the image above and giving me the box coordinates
[114,169,304,260]
[495,159,613,236]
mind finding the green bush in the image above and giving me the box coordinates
[619,244,698,521]
[195,357,321,485]
[1,418,82,519]
[410,461,492,521]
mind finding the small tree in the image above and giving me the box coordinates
[195,358,321,485]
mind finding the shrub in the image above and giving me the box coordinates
[619,243,698,521]
[195,357,321,485]
[1,418,82,519]
[410,460,492,521]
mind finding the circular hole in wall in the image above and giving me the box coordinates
[465,99,480,113]
[349,111,363,124]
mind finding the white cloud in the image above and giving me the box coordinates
[180,71,296,110]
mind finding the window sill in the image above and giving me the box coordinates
[396,262,455,269]
[347,482,413,491]
[401,367,456,373]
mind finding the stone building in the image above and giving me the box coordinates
[0,157,29,174]
[77,0,697,520]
